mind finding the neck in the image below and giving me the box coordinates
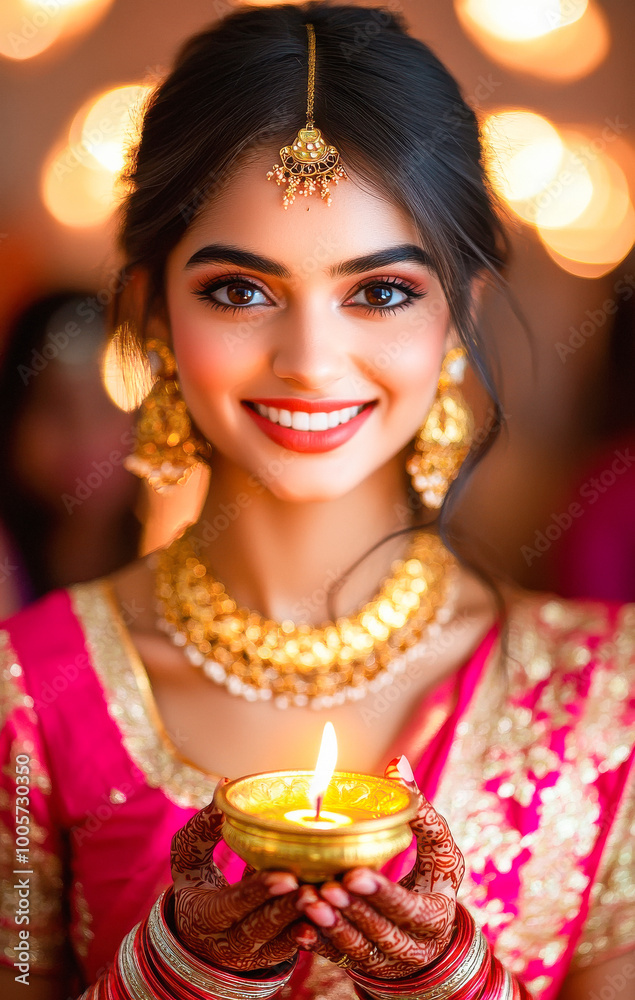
[192,448,425,623]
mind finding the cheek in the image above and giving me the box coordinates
[362,304,449,417]
[168,288,266,407]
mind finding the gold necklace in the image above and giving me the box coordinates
[155,528,457,709]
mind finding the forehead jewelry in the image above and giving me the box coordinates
[266,22,348,208]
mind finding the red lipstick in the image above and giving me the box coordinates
[242,399,377,454]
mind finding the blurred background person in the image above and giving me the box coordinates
[0,291,142,610]
[549,275,635,601]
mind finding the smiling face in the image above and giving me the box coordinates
[163,151,456,502]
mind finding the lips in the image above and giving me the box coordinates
[242,398,377,454]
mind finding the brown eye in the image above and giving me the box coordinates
[227,283,256,305]
[365,285,394,306]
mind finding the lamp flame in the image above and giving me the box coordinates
[308,722,338,815]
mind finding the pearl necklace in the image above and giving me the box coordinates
[155,528,458,709]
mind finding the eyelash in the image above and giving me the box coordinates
[192,273,427,317]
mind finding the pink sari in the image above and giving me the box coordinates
[1,581,634,999]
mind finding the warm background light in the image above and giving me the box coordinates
[482,111,564,202]
[69,84,151,173]
[41,83,152,228]
[40,141,116,227]
[456,0,588,42]
[455,0,609,81]
[0,0,114,62]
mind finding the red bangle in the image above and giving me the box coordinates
[348,904,488,999]
[81,884,298,999]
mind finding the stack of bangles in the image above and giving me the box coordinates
[79,884,297,1000]
[79,886,531,1000]
[349,904,531,1000]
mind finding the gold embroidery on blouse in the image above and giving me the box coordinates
[0,633,67,974]
[571,604,635,970]
[435,595,635,991]
[71,879,95,959]
[70,581,219,810]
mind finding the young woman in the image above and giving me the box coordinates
[1,4,633,999]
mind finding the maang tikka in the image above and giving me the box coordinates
[267,22,348,208]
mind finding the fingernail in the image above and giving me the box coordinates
[386,755,417,788]
[265,872,299,895]
[320,885,350,908]
[395,755,415,785]
[306,901,337,927]
[347,872,378,895]
[296,886,319,910]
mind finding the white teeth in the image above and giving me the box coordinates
[309,412,329,431]
[252,403,368,431]
[291,411,310,431]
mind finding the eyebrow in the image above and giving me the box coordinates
[184,243,435,277]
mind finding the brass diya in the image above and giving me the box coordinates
[216,770,418,883]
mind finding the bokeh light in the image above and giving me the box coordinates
[69,84,151,174]
[482,111,564,202]
[0,0,114,62]
[455,0,609,81]
[483,112,635,276]
[41,142,117,228]
[456,0,588,42]
[42,84,152,229]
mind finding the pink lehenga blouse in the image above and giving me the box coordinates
[0,581,634,999]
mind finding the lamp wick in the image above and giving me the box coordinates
[315,795,323,821]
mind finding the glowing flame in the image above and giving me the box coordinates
[308,722,338,812]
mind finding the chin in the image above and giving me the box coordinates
[258,473,366,504]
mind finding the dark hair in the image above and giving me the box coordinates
[0,293,141,599]
[114,1,511,613]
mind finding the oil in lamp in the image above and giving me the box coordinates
[216,723,418,882]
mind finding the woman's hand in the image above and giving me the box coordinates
[170,778,319,972]
[297,755,465,979]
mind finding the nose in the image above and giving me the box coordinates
[271,307,348,391]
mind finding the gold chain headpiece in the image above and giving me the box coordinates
[155,528,457,709]
[266,23,348,209]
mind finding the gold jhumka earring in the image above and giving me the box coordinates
[406,347,474,509]
[266,22,348,208]
[124,339,209,494]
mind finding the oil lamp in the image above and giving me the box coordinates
[216,723,418,882]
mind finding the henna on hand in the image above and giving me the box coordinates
[169,778,304,973]
[302,755,465,980]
